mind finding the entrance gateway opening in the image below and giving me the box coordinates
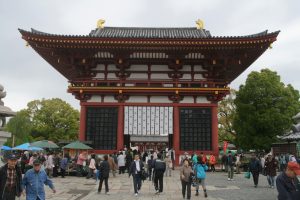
[124,106,173,152]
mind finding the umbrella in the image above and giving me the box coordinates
[12,143,43,151]
[30,140,59,149]
[62,141,93,150]
[1,146,12,150]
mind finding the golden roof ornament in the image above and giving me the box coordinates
[196,19,204,29]
[97,19,105,29]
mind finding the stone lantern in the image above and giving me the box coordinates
[0,84,16,148]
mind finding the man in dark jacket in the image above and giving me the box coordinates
[129,154,144,197]
[98,155,110,194]
[249,153,261,188]
[225,151,236,181]
[276,161,300,200]
[0,153,22,200]
[152,153,166,194]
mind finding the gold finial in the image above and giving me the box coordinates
[196,19,204,29]
[25,42,30,47]
[269,43,273,49]
[97,19,105,28]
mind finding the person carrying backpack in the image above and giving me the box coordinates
[194,155,208,198]
[248,153,261,188]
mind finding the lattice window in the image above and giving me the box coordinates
[86,107,118,150]
[179,108,212,151]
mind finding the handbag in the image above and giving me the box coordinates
[244,171,251,179]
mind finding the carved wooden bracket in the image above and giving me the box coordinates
[168,72,183,79]
[115,71,131,79]
[114,93,129,103]
[168,94,183,103]
[75,93,92,101]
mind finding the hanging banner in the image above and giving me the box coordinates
[223,141,228,153]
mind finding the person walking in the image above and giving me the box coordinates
[194,155,208,198]
[226,151,236,181]
[164,154,172,177]
[86,154,96,179]
[117,152,126,174]
[0,153,22,200]
[129,154,144,197]
[180,159,193,199]
[46,152,54,178]
[264,154,278,188]
[147,155,154,181]
[276,161,300,200]
[98,155,110,194]
[60,154,68,178]
[248,153,261,188]
[209,154,216,172]
[76,151,87,177]
[108,155,117,177]
[153,153,166,194]
[22,159,56,200]
[235,154,241,174]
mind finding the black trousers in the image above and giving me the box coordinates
[154,173,164,192]
[98,177,109,192]
[211,164,215,172]
[53,165,59,177]
[2,189,16,200]
[61,168,66,178]
[119,166,126,174]
[252,171,260,186]
[181,180,191,199]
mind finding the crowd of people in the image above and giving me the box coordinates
[0,148,299,200]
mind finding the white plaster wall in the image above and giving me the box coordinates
[127,96,148,103]
[128,73,148,79]
[151,74,171,79]
[150,96,172,103]
[194,74,205,80]
[151,65,172,71]
[104,96,118,102]
[107,64,118,70]
[128,65,148,71]
[93,64,105,70]
[196,96,210,103]
[181,74,191,79]
[87,95,102,102]
[194,65,206,72]
[181,96,194,103]
[94,73,105,79]
[107,73,117,79]
[180,65,191,71]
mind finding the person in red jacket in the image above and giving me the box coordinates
[209,155,216,172]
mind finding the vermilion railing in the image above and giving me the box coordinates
[69,79,227,88]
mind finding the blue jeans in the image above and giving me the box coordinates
[267,175,275,186]
[133,174,142,194]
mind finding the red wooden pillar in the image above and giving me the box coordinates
[117,105,124,151]
[211,105,219,156]
[79,104,86,141]
[173,106,180,165]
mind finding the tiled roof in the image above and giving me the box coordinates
[89,27,212,39]
[279,132,300,140]
[19,27,278,40]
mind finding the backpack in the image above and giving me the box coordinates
[195,164,207,179]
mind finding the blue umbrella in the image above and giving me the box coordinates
[1,146,12,150]
[12,143,43,151]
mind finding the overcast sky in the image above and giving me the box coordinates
[0,0,299,112]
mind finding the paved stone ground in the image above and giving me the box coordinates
[20,170,278,200]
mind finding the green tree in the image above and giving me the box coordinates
[233,69,300,151]
[5,110,33,147]
[218,89,236,144]
[27,98,79,142]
